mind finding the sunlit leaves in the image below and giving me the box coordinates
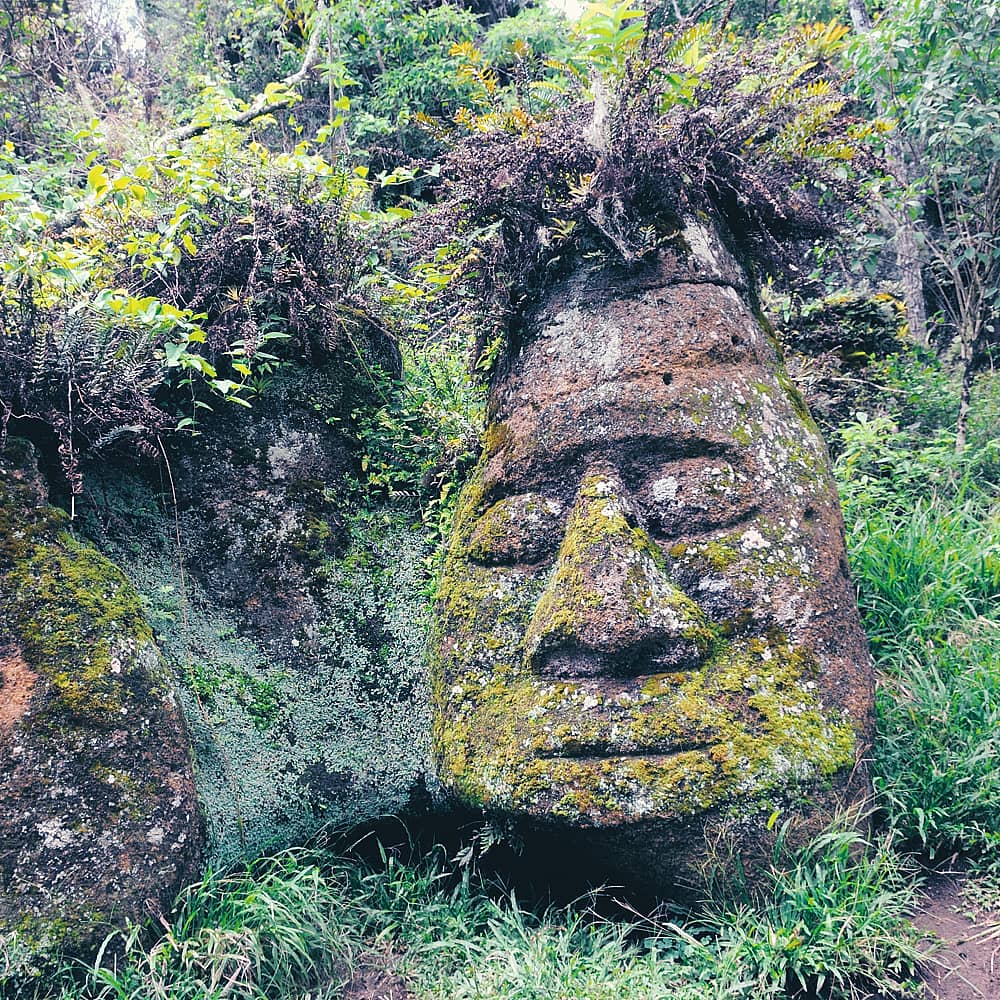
[575,2,647,78]
[794,19,850,60]
[657,22,714,108]
[849,0,1000,425]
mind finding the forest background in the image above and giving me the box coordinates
[2,0,1000,997]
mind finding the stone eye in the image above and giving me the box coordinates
[642,459,760,539]
[466,494,564,566]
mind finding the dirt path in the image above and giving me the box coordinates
[340,946,414,1000]
[913,870,1000,1000]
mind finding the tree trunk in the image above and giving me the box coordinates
[890,163,930,346]
[847,0,872,30]
[849,0,930,347]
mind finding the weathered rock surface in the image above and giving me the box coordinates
[79,358,434,866]
[0,440,203,979]
[168,365,358,650]
[432,219,874,894]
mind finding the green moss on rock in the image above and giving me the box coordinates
[436,625,855,824]
[0,442,203,982]
[432,452,858,831]
[0,461,156,727]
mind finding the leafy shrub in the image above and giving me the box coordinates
[481,6,573,70]
[0,121,378,494]
[345,334,484,506]
[210,0,482,159]
[837,413,1000,520]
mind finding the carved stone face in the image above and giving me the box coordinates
[432,222,872,876]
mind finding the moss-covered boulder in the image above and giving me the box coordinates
[0,440,202,983]
[77,358,434,867]
[431,218,873,895]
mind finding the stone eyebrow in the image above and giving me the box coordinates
[621,445,749,487]
[479,429,747,507]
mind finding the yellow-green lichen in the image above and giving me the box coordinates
[482,420,513,457]
[434,615,857,825]
[521,471,708,662]
[0,471,157,727]
[432,441,855,833]
[702,540,739,573]
[774,366,820,435]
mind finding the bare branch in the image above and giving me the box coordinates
[160,1,325,145]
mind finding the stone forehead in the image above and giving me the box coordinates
[498,282,775,417]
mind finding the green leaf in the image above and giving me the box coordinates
[164,342,188,366]
[87,163,109,194]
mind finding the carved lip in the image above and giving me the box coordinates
[535,644,705,679]
[538,740,712,761]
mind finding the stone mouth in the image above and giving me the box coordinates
[538,740,712,761]
[535,642,706,679]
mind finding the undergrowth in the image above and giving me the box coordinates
[12,344,1000,1000]
[5,827,926,1000]
[835,353,1000,860]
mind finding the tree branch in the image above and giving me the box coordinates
[160,2,325,144]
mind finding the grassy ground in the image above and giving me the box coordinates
[11,832,925,1000]
[6,351,1000,1000]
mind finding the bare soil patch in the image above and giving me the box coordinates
[913,869,1000,1000]
[0,649,38,731]
[340,946,414,1000]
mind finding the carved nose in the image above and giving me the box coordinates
[523,470,710,677]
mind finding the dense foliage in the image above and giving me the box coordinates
[3,0,1000,996]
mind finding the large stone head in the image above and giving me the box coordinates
[431,219,873,889]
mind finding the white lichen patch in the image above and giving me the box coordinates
[36,818,75,850]
[683,219,719,266]
[267,429,312,481]
[740,528,770,552]
[652,476,679,502]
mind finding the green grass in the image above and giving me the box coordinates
[873,629,1000,856]
[697,825,925,999]
[4,827,929,1000]
[78,852,355,1000]
[835,374,1000,861]
[845,499,1000,660]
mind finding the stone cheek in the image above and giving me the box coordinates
[0,443,203,978]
